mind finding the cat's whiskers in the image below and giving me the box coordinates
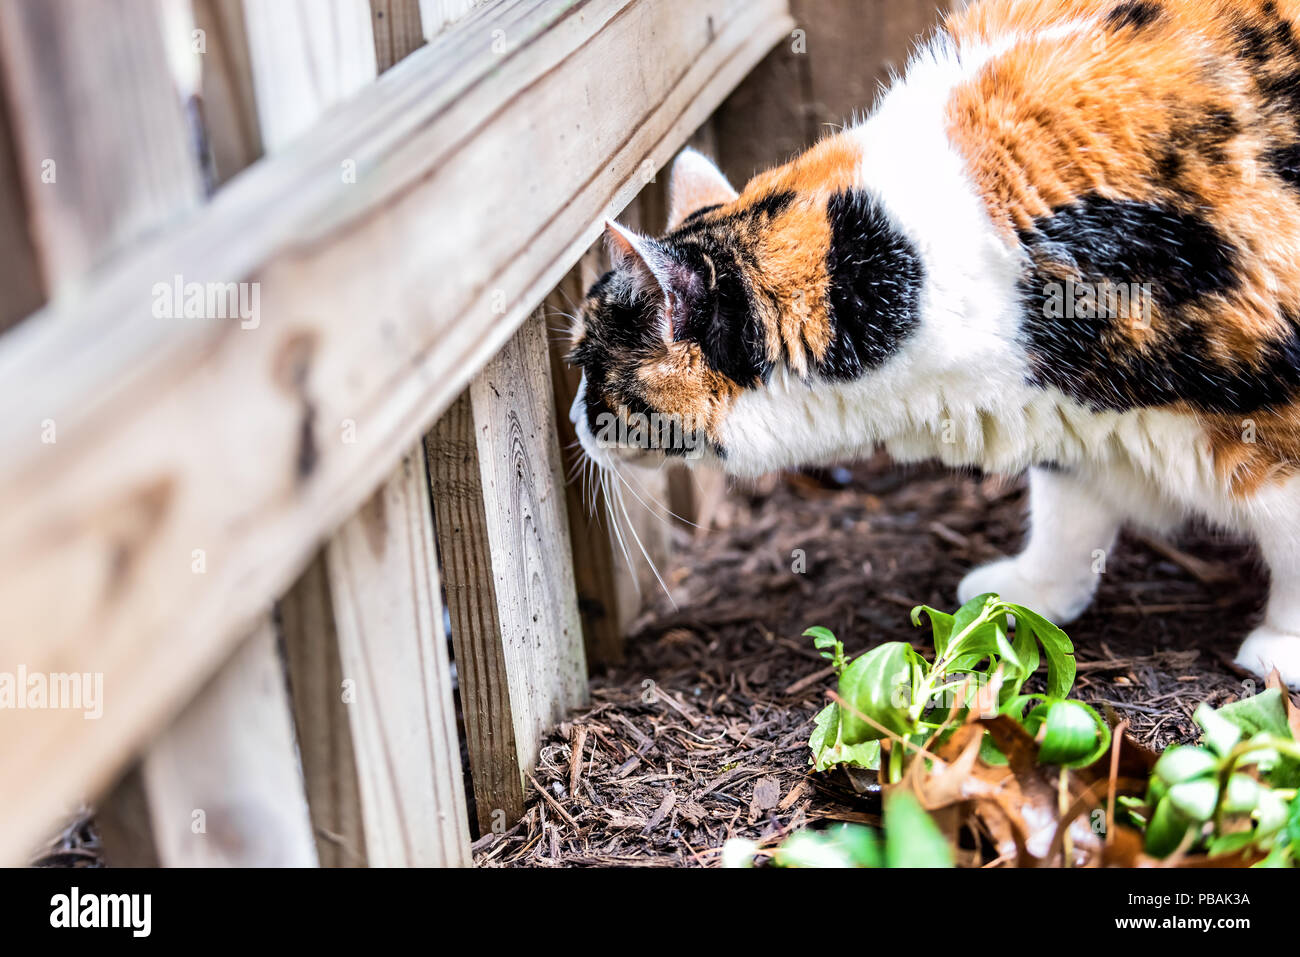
[608,468,678,609]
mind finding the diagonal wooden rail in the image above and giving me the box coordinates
[0,0,793,863]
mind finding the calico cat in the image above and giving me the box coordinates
[567,0,1300,687]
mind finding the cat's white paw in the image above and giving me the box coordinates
[956,558,1097,624]
[1234,625,1300,689]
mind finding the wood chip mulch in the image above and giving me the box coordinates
[477,453,1280,867]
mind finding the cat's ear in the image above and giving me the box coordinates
[666,148,738,230]
[605,219,672,293]
[604,220,684,341]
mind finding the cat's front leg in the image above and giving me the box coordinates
[957,465,1121,623]
[1236,480,1300,688]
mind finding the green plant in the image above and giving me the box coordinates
[806,592,1107,782]
[803,595,1299,867]
[1127,689,1300,864]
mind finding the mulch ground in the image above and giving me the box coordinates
[476,453,1276,867]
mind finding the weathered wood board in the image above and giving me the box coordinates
[429,310,588,833]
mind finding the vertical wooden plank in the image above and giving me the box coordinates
[371,0,426,70]
[192,0,264,186]
[92,767,160,867]
[241,0,376,152]
[279,555,367,867]
[141,619,318,866]
[0,0,203,293]
[323,454,471,866]
[429,311,588,832]
[0,57,43,332]
[417,0,481,39]
[428,391,523,831]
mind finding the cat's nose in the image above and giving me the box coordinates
[569,374,586,426]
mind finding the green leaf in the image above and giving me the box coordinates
[883,790,952,868]
[804,626,837,649]
[1207,830,1256,858]
[808,702,840,771]
[1036,699,1111,768]
[1009,618,1041,696]
[827,823,883,868]
[1154,745,1219,786]
[1222,774,1261,815]
[1168,779,1219,822]
[838,642,919,743]
[1256,842,1293,867]
[946,620,1021,678]
[979,733,1009,765]
[1195,701,1243,757]
[1000,692,1048,722]
[1145,794,1190,857]
[809,698,881,771]
[1256,788,1290,836]
[1217,691,1300,787]
[1215,689,1293,739]
[1005,604,1077,699]
[910,605,955,657]
[952,592,995,637]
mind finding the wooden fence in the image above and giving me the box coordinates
[0,0,951,866]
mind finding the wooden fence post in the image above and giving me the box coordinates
[317,453,471,865]
[429,310,588,833]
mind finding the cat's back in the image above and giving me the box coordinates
[936,0,1300,493]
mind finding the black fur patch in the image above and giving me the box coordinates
[672,239,768,385]
[1015,195,1300,414]
[1265,141,1300,189]
[818,190,925,380]
[1106,0,1160,30]
[664,191,798,386]
[1232,1,1300,118]
[678,203,723,227]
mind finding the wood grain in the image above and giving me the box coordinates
[0,0,793,863]
[427,390,523,831]
[279,554,368,867]
[371,0,426,70]
[429,311,588,832]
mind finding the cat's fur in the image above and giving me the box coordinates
[567,0,1300,687]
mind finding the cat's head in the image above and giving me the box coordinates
[567,136,925,476]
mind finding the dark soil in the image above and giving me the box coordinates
[477,453,1278,867]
